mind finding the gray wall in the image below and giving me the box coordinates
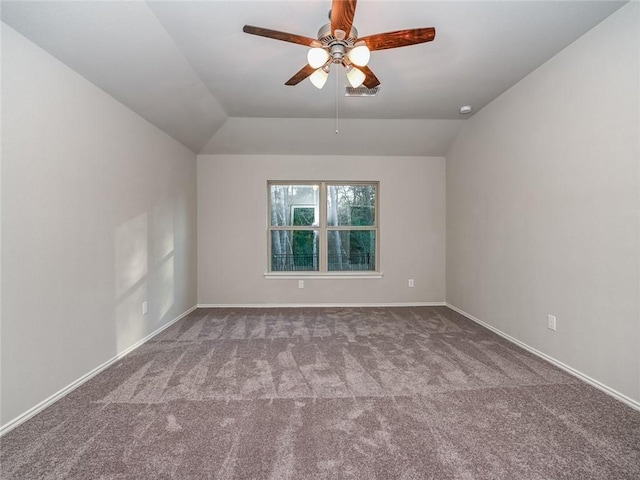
[446,4,639,402]
[198,154,446,306]
[2,2,638,429]
[1,26,198,426]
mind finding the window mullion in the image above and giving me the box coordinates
[320,182,328,272]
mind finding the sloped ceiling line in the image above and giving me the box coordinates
[1,0,627,155]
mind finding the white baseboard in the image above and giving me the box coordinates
[0,305,198,437]
[12,302,631,436]
[197,302,447,308]
[446,303,640,412]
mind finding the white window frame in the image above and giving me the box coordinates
[265,181,382,279]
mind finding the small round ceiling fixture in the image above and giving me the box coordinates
[459,105,473,115]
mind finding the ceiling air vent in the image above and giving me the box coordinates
[344,86,380,97]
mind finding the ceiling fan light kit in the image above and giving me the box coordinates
[346,66,366,89]
[307,47,330,69]
[347,44,370,67]
[310,68,330,89]
[243,0,436,90]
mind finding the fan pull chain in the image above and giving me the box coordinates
[335,69,339,134]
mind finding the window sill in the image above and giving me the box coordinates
[264,272,383,280]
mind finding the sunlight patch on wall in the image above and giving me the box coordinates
[158,254,175,321]
[115,282,148,352]
[115,213,150,352]
[115,213,148,298]
[151,202,174,263]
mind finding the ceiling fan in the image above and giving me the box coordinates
[243,0,436,90]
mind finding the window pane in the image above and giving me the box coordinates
[327,184,376,227]
[270,184,319,226]
[291,206,315,226]
[270,230,319,271]
[327,230,376,271]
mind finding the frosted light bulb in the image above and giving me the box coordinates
[310,68,329,89]
[347,45,370,67]
[346,67,365,88]
[307,48,330,69]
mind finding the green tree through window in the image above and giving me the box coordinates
[269,182,378,273]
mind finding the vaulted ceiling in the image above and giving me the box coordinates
[1,1,626,155]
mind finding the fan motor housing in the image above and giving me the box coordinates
[317,23,357,45]
[317,23,358,64]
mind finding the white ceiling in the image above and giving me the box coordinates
[1,0,627,155]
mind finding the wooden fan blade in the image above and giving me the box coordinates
[331,0,357,38]
[285,64,317,86]
[243,25,318,47]
[359,65,380,88]
[359,27,436,51]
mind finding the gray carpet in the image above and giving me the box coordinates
[1,306,639,479]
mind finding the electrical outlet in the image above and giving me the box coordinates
[142,301,148,315]
[408,279,414,288]
[547,314,556,331]
[298,280,304,289]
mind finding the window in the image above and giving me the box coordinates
[268,182,378,273]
